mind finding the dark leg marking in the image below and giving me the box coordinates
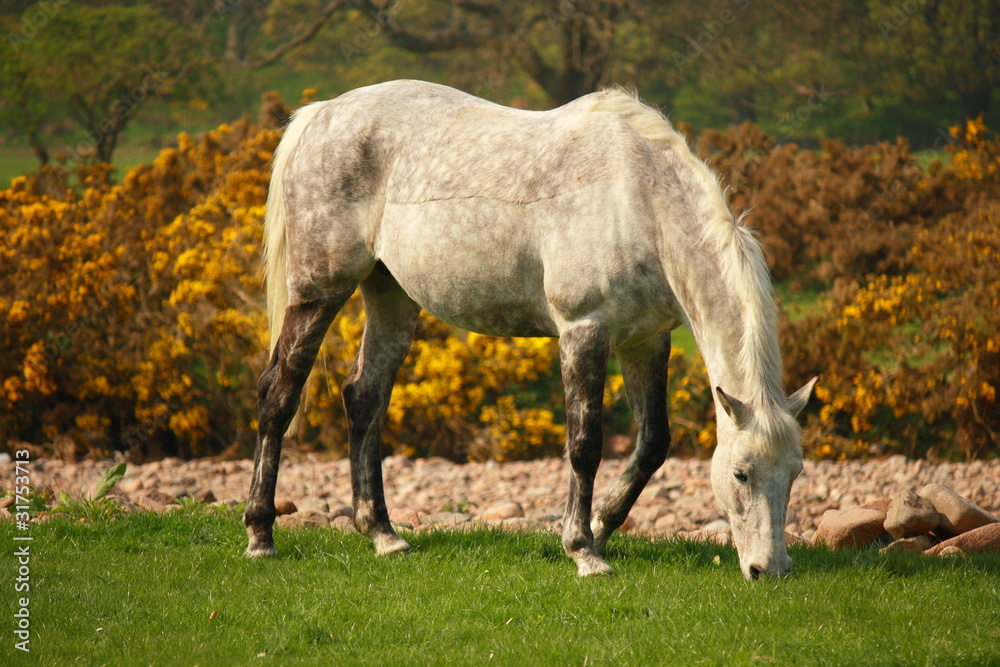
[592,332,671,554]
[344,270,420,555]
[559,322,613,576]
[244,293,350,557]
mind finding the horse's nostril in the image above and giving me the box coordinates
[749,565,763,580]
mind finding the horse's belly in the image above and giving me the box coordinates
[377,201,559,337]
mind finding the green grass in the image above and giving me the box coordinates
[0,148,40,188]
[0,145,163,189]
[3,512,999,665]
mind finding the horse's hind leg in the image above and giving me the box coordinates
[560,322,613,576]
[344,269,420,555]
[244,291,351,557]
[591,332,671,555]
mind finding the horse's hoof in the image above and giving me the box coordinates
[245,542,277,558]
[575,553,613,577]
[374,533,411,556]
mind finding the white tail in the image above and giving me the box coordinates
[262,102,326,360]
[262,102,326,435]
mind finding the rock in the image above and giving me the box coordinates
[498,517,538,532]
[479,500,523,522]
[919,484,999,535]
[274,499,297,516]
[785,532,809,547]
[118,477,144,495]
[926,524,1000,556]
[859,497,892,514]
[884,490,939,539]
[654,514,678,532]
[676,529,731,546]
[390,507,421,528]
[702,519,731,533]
[276,510,329,529]
[603,435,634,459]
[879,535,933,554]
[296,498,330,514]
[633,504,670,523]
[134,490,176,513]
[327,504,354,520]
[934,546,966,558]
[192,489,216,504]
[813,508,889,550]
[330,515,356,532]
[160,484,189,500]
[648,485,674,500]
[423,511,471,526]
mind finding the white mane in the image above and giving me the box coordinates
[590,88,792,449]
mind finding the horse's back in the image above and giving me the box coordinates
[283,81,673,341]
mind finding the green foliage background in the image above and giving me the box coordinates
[1,1,998,462]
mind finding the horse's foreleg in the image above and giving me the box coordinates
[344,273,420,555]
[244,296,346,557]
[559,322,612,576]
[591,332,671,555]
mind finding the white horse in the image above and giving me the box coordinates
[244,80,816,580]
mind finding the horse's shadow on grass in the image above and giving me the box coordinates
[273,526,1000,580]
[604,536,1000,579]
[787,543,1000,578]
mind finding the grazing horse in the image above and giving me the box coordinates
[243,80,816,580]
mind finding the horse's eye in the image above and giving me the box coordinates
[733,469,748,483]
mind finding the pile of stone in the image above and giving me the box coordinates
[811,483,1000,557]
[271,497,540,534]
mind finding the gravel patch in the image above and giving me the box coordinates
[7,455,999,542]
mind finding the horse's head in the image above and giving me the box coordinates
[710,378,817,580]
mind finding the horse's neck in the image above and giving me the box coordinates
[669,234,784,409]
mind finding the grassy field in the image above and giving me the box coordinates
[3,510,999,665]
[0,145,163,189]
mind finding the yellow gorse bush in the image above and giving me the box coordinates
[1,121,278,458]
[2,96,997,462]
[0,102,574,461]
[783,122,1000,460]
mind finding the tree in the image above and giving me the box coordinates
[357,0,651,107]
[0,1,355,168]
[2,4,197,166]
[146,0,348,69]
[0,51,52,165]
[868,0,1000,121]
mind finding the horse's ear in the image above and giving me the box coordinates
[787,377,819,419]
[716,387,751,429]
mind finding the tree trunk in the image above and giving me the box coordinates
[27,127,49,167]
[729,94,757,124]
[225,11,248,63]
[957,85,992,122]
